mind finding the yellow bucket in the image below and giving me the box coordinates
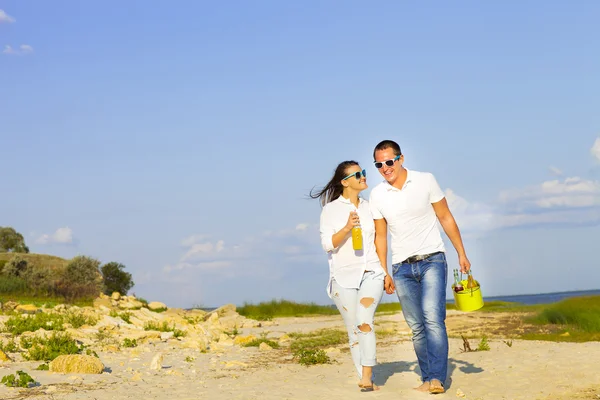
[452,277,484,312]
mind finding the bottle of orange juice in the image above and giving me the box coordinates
[351,225,363,251]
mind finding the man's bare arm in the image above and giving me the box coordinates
[432,198,471,272]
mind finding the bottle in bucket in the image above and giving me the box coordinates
[453,269,464,292]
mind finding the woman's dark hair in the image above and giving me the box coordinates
[309,160,359,207]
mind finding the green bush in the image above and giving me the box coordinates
[21,332,82,361]
[22,263,56,297]
[0,276,28,294]
[0,259,7,273]
[101,262,134,296]
[1,312,66,335]
[293,349,330,366]
[56,256,103,300]
[1,371,35,388]
[2,255,28,278]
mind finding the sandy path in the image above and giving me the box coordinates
[1,312,599,400]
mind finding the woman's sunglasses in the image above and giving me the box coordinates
[343,169,367,180]
[374,154,401,169]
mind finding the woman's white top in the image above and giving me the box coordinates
[319,195,386,298]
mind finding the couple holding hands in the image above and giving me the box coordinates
[310,139,471,394]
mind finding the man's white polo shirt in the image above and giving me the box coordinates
[319,195,385,298]
[368,168,446,265]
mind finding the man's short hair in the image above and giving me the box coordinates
[373,140,402,159]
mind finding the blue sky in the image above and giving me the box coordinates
[2,1,599,308]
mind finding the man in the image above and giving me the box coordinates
[368,139,470,394]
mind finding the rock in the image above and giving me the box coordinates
[119,300,143,310]
[223,360,248,369]
[111,292,121,301]
[218,334,234,347]
[278,334,291,343]
[2,301,18,311]
[16,304,40,314]
[49,355,105,374]
[93,297,112,309]
[160,332,174,341]
[203,304,237,322]
[150,353,164,370]
[233,335,257,346]
[148,302,167,311]
[259,342,272,351]
[0,350,12,362]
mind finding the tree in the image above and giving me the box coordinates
[101,262,134,295]
[57,255,103,300]
[0,227,29,253]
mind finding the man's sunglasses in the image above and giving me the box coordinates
[374,154,401,169]
[343,169,367,180]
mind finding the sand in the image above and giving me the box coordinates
[1,311,599,400]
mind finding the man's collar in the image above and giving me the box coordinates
[385,168,412,191]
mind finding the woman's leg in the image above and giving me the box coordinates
[355,271,384,387]
[330,279,362,378]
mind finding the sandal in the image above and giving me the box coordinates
[358,383,379,392]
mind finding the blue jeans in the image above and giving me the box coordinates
[392,252,449,384]
[331,270,384,379]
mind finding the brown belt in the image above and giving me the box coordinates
[401,251,442,264]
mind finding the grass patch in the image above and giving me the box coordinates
[110,310,132,323]
[122,338,137,348]
[289,329,347,353]
[294,349,331,366]
[20,332,82,361]
[0,253,69,271]
[143,321,186,338]
[243,338,280,349]
[0,295,93,308]
[2,313,65,335]
[528,296,600,332]
[237,299,338,321]
[1,311,97,335]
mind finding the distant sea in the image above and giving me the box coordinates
[453,289,600,306]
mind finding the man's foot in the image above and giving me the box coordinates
[429,379,445,394]
[413,381,430,392]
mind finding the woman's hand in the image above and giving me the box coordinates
[344,211,360,232]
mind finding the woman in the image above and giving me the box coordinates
[310,160,386,392]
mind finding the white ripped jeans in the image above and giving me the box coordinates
[331,270,384,378]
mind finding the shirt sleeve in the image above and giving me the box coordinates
[319,206,335,252]
[428,173,445,203]
[368,190,384,220]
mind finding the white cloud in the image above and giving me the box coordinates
[0,10,15,23]
[3,44,34,55]
[295,223,309,231]
[165,224,321,275]
[591,137,600,162]
[181,240,225,261]
[500,176,600,210]
[446,175,600,234]
[548,166,563,176]
[36,227,74,245]
[180,234,210,247]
